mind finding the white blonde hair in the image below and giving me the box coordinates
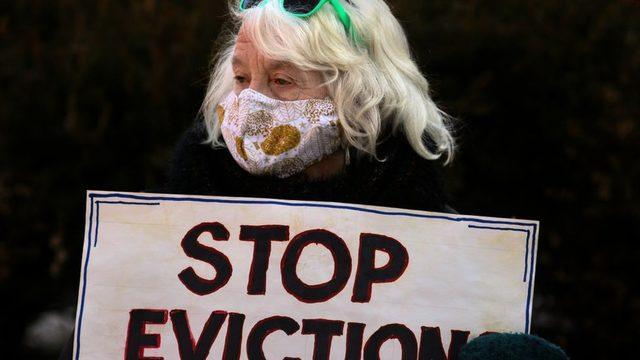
[200,0,455,163]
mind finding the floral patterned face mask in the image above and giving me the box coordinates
[217,88,342,178]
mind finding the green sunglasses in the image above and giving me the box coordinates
[239,0,356,40]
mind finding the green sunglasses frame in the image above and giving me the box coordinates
[239,0,355,40]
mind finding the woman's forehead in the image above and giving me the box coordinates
[237,23,251,43]
[232,51,297,73]
[234,31,299,73]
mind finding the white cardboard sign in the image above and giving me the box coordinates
[73,191,538,360]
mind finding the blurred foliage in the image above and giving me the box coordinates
[0,0,638,358]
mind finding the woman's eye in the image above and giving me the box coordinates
[234,76,247,84]
[273,78,292,86]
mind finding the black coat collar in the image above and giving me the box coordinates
[164,123,451,213]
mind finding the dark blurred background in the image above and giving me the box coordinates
[1,0,638,358]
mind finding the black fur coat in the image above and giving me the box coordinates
[163,122,454,214]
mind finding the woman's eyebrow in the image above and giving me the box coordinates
[265,60,297,73]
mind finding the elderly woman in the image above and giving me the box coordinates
[59,0,567,359]
[165,0,456,214]
[162,1,567,359]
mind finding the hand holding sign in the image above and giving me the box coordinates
[73,192,538,360]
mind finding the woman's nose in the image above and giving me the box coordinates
[248,73,274,98]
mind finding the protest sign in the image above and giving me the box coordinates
[73,191,538,359]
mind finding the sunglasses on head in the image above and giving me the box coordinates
[239,0,356,40]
